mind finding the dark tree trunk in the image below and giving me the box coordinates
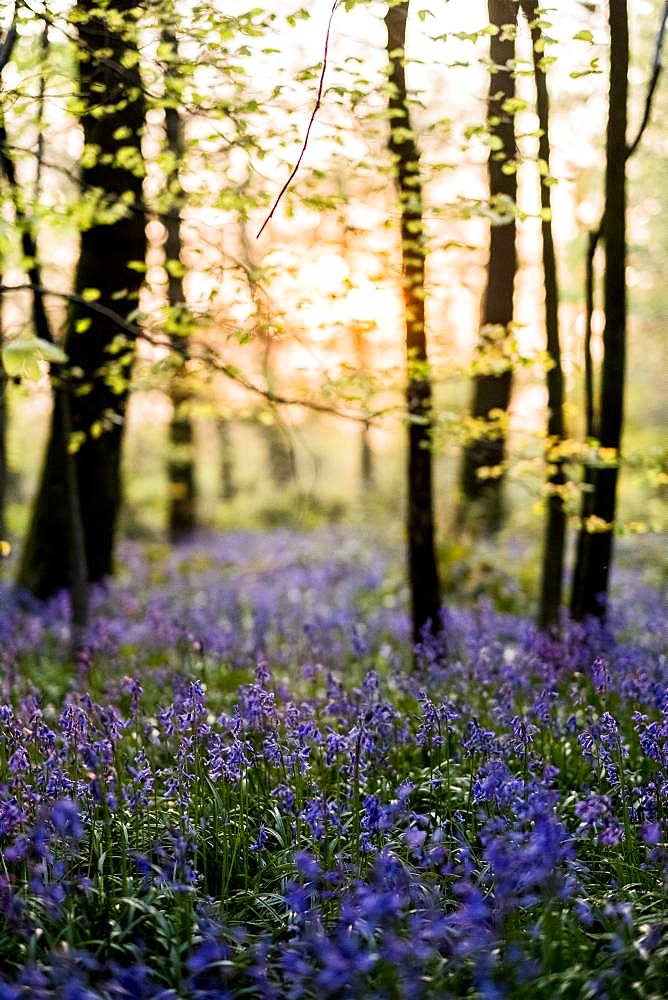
[385,1,441,646]
[521,0,567,628]
[459,0,518,535]
[0,282,6,563]
[18,0,146,598]
[0,21,9,562]
[163,32,196,542]
[572,219,603,619]
[571,0,628,621]
[571,229,598,622]
[584,229,599,442]
[60,385,90,638]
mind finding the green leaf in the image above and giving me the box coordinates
[2,337,67,379]
[68,431,86,454]
[165,259,186,278]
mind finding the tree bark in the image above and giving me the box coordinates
[521,0,567,628]
[18,0,146,598]
[385,1,441,646]
[163,30,197,542]
[571,0,628,621]
[459,0,518,535]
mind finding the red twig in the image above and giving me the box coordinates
[256,0,339,239]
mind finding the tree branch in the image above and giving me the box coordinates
[626,0,668,159]
[0,282,375,423]
[256,0,339,239]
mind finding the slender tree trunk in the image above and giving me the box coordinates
[0,282,6,562]
[571,230,599,622]
[18,0,146,598]
[163,31,196,542]
[0,19,89,627]
[2,257,90,632]
[360,421,374,492]
[584,229,599,442]
[60,385,89,638]
[219,417,237,500]
[521,0,567,628]
[385,1,441,646]
[571,0,628,621]
[572,1,665,619]
[0,14,15,567]
[459,0,518,535]
[351,324,374,492]
[259,416,296,487]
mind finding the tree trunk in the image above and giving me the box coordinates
[168,385,197,541]
[1,22,89,628]
[18,0,146,598]
[219,417,237,500]
[60,385,90,639]
[571,0,628,621]
[163,31,197,542]
[340,204,375,494]
[521,0,567,628]
[360,421,374,492]
[0,17,11,564]
[0,282,6,563]
[259,417,296,487]
[351,323,374,492]
[385,1,441,646]
[459,0,518,535]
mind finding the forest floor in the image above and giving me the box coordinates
[0,528,667,998]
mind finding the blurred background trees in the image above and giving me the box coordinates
[0,0,666,639]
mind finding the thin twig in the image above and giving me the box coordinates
[256,0,339,239]
[626,0,668,159]
[33,17,48,203]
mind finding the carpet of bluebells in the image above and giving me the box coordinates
[0,529,667,999]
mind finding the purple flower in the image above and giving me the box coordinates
[50,799,84,841]
[7,748,29,774]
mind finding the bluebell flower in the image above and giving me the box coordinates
[50,798,84,841]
